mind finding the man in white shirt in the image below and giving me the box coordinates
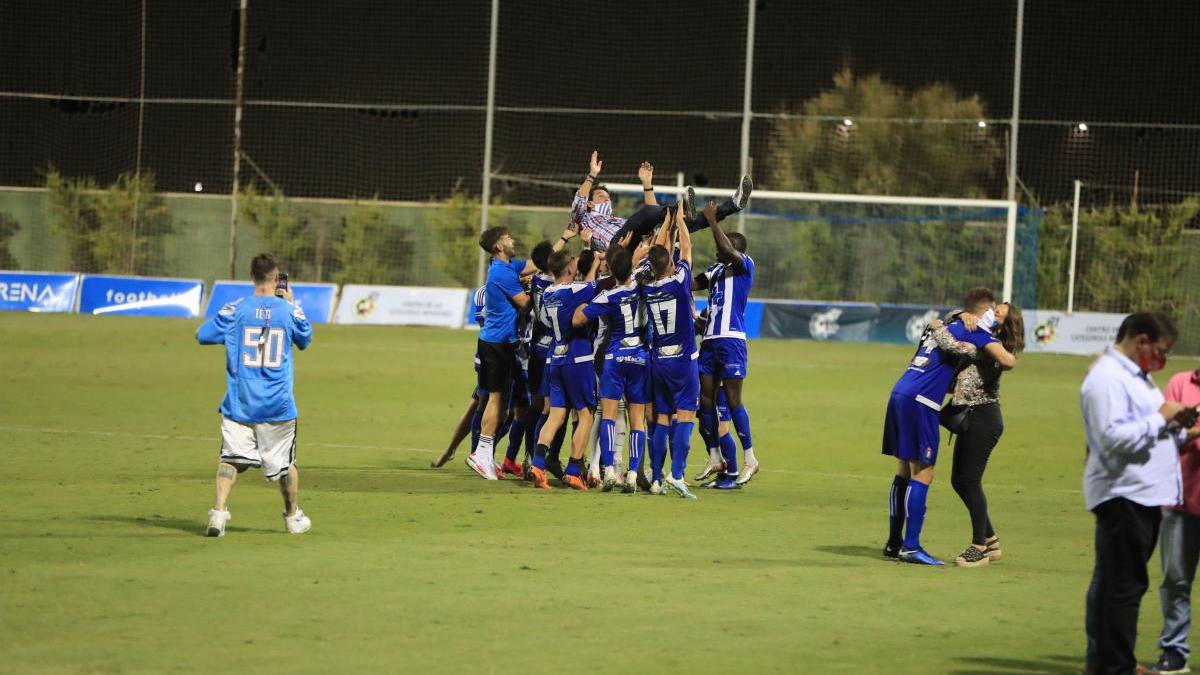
[1081,311,1200,675]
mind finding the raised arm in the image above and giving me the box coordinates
[638,161,656,206]
[676,201,692,266]
[705,200,746,273]
[576,150,602,199]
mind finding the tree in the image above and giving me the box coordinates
[767,68,1000,198]
[45,169,100,272]
[331,198,413,285]
[0,212,19,269]
[239,183,318,280]
[430,182,522,289]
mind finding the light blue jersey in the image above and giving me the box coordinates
[197,295,313,423]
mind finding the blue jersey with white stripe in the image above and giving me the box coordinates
[541,281,598,366]
[703,253,755,341]
[643,260,695,358]
[582,281,646,356]
[529,273,555,352]
[196,295,313,423]
[892,320,997,405]
[470,286,486,325]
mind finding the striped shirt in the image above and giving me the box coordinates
[702,253,756,341]
[571,194,624,252]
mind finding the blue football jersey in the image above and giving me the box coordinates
[541,281,598,365]
[197,295,313,423]
[470,286,486,325]
[529,273,555,353]
[583,280,646,357]
[892,320,997,405]
[703,253,755,341]
[642,260,695,358]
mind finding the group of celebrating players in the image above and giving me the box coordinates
[432,152,758,499]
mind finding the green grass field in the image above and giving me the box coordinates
[2,312,1194,674]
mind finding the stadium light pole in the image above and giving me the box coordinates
[1067,179,1082,315]
[736,0,756,235]
[131,0,147,274]
[1006,0,1024,204]
[477,0,500,289]
[228,0,248,279]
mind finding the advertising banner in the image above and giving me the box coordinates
[78,275,205,318]
[1023,310,1125,356]
[0,271,79,313]
[758,302,880,342]
[206,281,337,323]
[873,304,957,345]
[335,285,469,327]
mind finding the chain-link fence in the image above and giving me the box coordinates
[2,0,1198,329]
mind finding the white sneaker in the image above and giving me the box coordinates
[284,508,312,534]
[731,175,753,210]
[206,509,230,537]
[465,453,498,480]
[735,458,760,485]
[692,457,726,483]
[664,476,699,500]
[649,480,663,495]
[601,466,618,492]
[622,470,638,494]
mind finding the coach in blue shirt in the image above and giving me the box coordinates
[466,226,535,480]
[1081,311,1200,674]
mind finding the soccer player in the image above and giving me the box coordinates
[571,150,753,252]
[520,239,558,477]
[692,201,757,489]
[466,227,534,480]
[432,285,490,469]
[643,205,700,499]
[198,253,313,537]
[528,242,603,490]
[574,245,649,492]
[881,287,1016,565]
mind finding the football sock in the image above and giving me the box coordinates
[670,421,694,481]
[888,475,909,546]
[474,434,494,462]
[565,457,583,477]
[698,405,718,459]
[599,419,616,468]
[532,443,549,470]
[587,421,601,475]
[650,425,670,482]
[902,480,930,551]
[504,417,525,461]
[744,447,757,465]
[731,405,753,456]
[719,432,739,475]
[614,400,627,466]
[524,411,539,460]
[628,430,646,472]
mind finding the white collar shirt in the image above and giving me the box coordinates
[1081,346,1184,510]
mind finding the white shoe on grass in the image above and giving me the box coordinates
[665,476,699,500]
[465,453,499,480]
[735,459,760,485]
[649,480,663,495]
[284,509,311,534]
[622,470,638,494]
[206,509,230,537]
[601,466,618,492]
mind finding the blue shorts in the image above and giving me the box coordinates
[881,392,941,465]
[598,352,651,405]
[527,346,549,398]
[652,356,700,414]
[699,338,748,380]
[546,361,597,411]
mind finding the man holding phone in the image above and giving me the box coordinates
[197,253,313,537]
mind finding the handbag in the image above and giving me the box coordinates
[940,404,972,435]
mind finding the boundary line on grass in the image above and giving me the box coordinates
[1,425,1081,496]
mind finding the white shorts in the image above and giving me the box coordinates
[219,416,297,481]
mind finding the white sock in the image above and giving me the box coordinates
[744,447,756,465]
[474,434,494,463]
[614,400,628,466]
[588,422,601,475]
[708,446,721,462]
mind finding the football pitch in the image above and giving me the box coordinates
[2,313,1192,674]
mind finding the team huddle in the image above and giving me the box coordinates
[435,152,758,499]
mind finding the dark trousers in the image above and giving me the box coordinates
[950,403,1003,545]
[613,199,739,250]
[1085,497,1162,674]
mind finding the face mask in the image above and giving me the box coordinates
[593,201,613,217]
[977,308,996,333]
[1139,348,1167,373]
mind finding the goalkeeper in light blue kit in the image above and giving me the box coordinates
[197,253,313,537]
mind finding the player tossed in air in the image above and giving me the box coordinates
[197,252,313,537]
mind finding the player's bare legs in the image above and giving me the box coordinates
[696,374,723,480]
[280,465,299,517]
[562,406,596,490]
[433,395,479,468]
[206,462,238,537]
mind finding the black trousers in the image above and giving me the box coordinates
[612,198,739,251]
[950,403,1003,545]
[1086,497,1162,674]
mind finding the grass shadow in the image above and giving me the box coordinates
[88,515,273,536]
[813,544,889,561]
[947,655,1080,674]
